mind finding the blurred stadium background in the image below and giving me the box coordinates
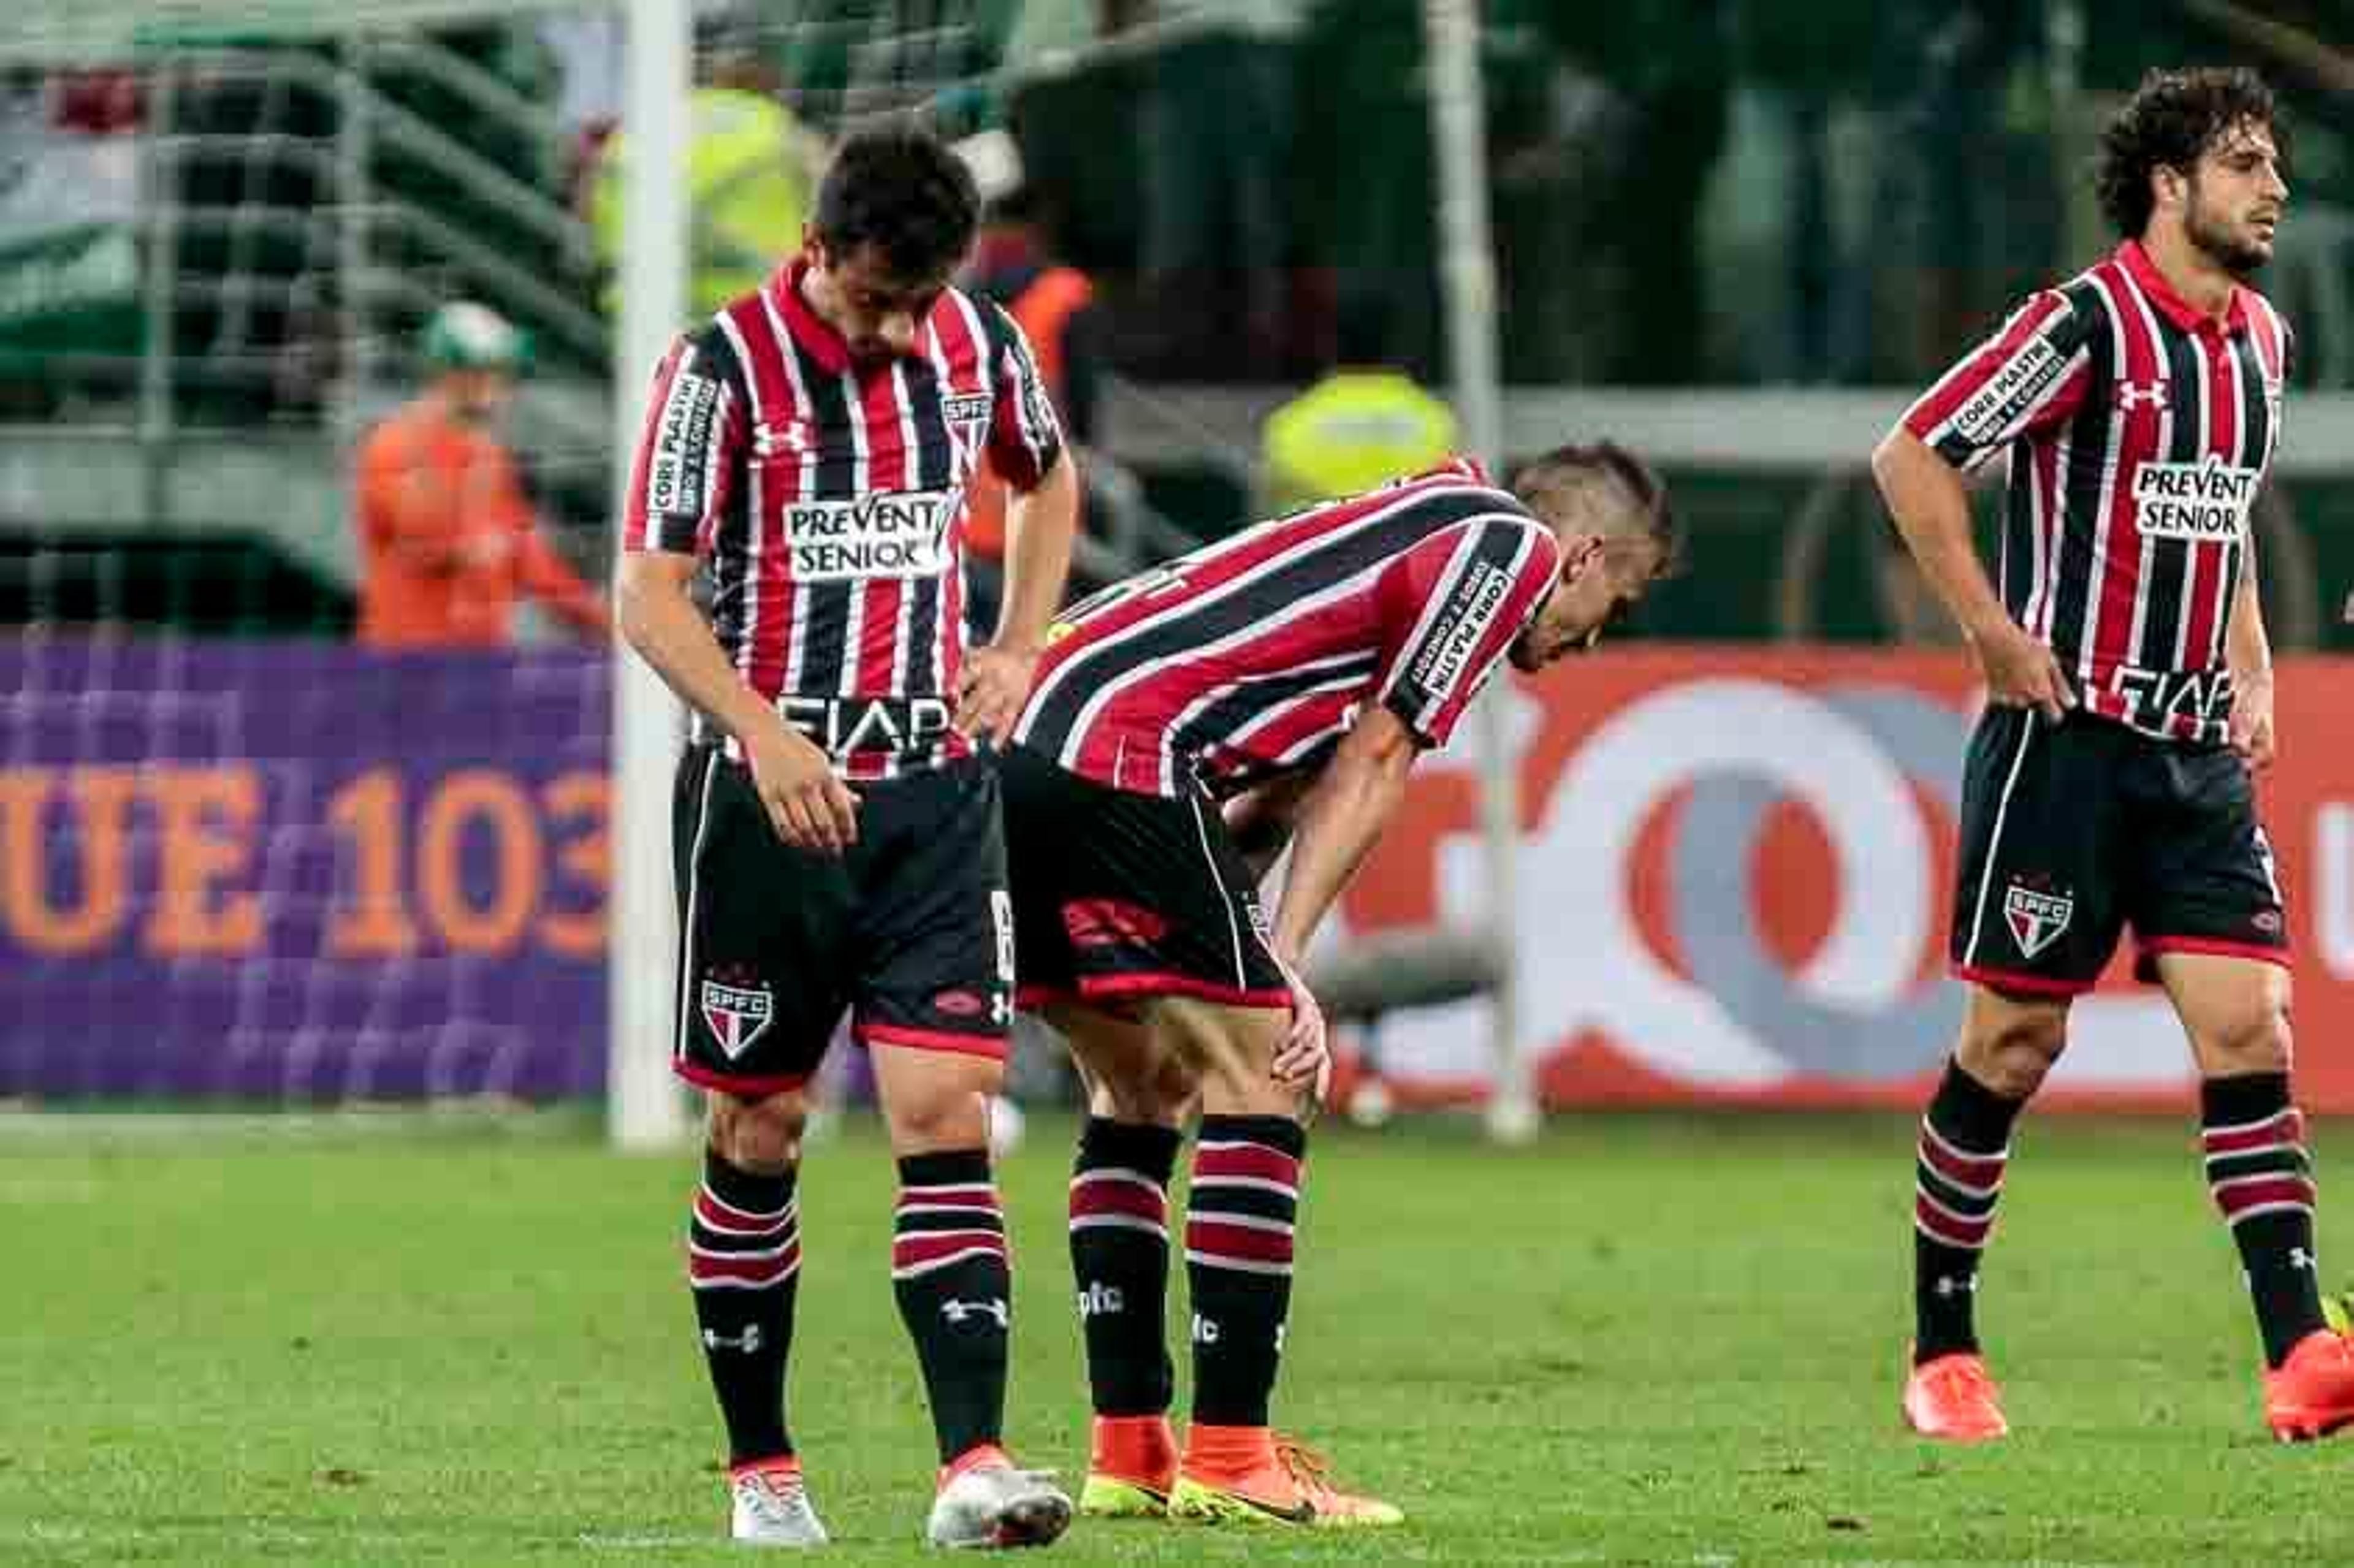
[7,2,2354,1561]
[4,0,2350,1135]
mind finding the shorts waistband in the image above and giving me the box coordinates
[693,693,962,764]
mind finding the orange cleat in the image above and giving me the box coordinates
[1169,1426,1403,1528]
[2263,1330,2354,1442]
[1079,1414,1179,1518]
[1902,1350,2009,1443]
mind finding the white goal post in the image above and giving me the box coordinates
[606,0,691,1151]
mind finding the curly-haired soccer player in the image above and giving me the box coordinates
[1873,66,2351,1443]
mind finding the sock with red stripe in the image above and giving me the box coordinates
[1070,1117,1182,1418]
[1913,1059,2022,1365]
[1186,1114,1305,1428]
[688,1149,802,1466]
[893,1149,1011,1464]
[2203,1071,2327,1368]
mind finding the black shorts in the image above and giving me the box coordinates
[1001,744,1290,1011]
[671,746,1012,1097]
[1949,707,2288,996]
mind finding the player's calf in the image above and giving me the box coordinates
[693,1093,810,1504]
[1070,1118,1183,1515]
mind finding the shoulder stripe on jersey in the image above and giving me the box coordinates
[2068,265,2139,692]
[1385,519,1548,739]
[2042,275,2117,663]
[1908,292,2066,432]
[1015,485,1509,764]
[1080,506,1534,794]
[935,289,996,698]
[2105,260,2173,687]
[712,307,775,727]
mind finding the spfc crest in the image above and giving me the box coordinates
[700,976,774,1059]
[2003,883,2074,961]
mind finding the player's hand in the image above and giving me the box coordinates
[1972,618,2075,724]
[1268,946,1331,1108]
[2231,666,2278,770]
[741,719,861,854]
[954,643,1040,747]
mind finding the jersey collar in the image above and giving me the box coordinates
[767,256,953,377]
[2117,238,2249,337]
[770,256,853,376]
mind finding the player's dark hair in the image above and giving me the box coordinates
[1508,441,1680,576]
[811,121,981,283]
[2095,67,2285,240]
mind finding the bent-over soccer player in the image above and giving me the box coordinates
[1004,449,1677,1526]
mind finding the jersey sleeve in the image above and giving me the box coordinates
[1377,512,1560,750]
[1902,289,2095,473]
[980,300,1065,491]
[622,327,746,555]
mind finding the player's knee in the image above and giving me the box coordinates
[1183,1013,1296,1118]
[889,1085,993,1151]
[1957,1006,2069,1099]
[1084,1047,1197,1122]
[2203,998,2293,1076]
[709,1090,807,1173]
[1054,1002,1197,1122]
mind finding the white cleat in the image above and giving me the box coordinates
[732,1461,829,1549]
[925,1453,1072,1551]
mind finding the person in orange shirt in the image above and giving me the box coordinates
[354,302,609,649]
[961,188,1102,631]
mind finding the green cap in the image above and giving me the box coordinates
[421,301,529,373]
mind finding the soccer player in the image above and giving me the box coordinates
[1875,67,2354,1443]
[1004,448,1677,1525]
[616,124,1081,1547]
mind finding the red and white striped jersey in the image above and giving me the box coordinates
[623,258,1064,780]
[1012,461,1560,798]
[1903,238,2290,747]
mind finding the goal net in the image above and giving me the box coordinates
[0,0,1019,1117]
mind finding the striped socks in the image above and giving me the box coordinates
[688,1149,802,1466]
[1069,1117,1182,1418]
[2203,1072,2328,1368]
[1185,1115,1306,1428]
[1912,1060,2021,1364]
[891,1149,1011,1464]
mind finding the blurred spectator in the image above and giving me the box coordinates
[1872,1,2058,376]
[585,31,820,321]
[1711,0,1881,382]
[47,70,141,135]
[1528,1,1734,384]
[1124,1,1300,379]
[961,184,1105,631]
[1259,310,1457,514]
[351,303,607,649]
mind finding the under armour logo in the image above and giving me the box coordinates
[942,1297,1009,1329]
[1933,1274,1978,1299]
[2291,1247,2318,1273]
[703,1324,764,1353]
[2114,380,2170,412]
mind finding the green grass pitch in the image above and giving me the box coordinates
[4,1110,2351,1564]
